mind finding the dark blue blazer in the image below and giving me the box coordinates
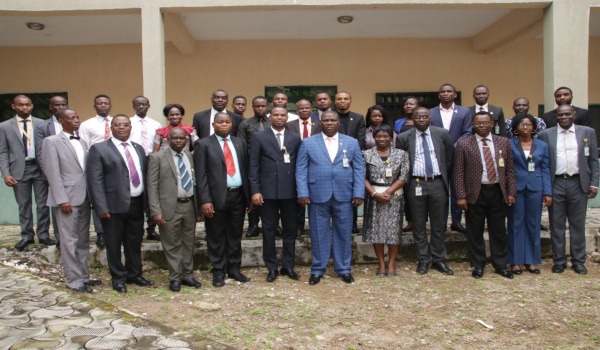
[310,111,320,122]
[429,105,472,145]
[249,129,301,200]
[296,133,364,203]
[510,138,552,195]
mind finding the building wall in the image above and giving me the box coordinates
[0,36,597,125]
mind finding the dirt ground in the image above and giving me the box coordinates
[3,250,599,350]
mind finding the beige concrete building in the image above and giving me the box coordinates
[0,0,598,125]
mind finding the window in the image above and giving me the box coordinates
[0,92,68,123]
[264,85,337,113]
[376,91,462,121]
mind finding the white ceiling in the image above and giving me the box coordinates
[0,9,598,47]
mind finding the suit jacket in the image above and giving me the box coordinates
[192,109,242,139]
[194,134,250,210]
[43,133,89,207]
[454,134,517,204]
[296,133,365,203]
[396,126,454,191]
[249,129,301,200]
[86,139,148,215]
[509,138,552,195]
[338,111,366,150]
[147,147,197,221]
[34,117,59,173]
[0,116,46,181]
[286,119,322,137]
[541,106,592,128]
[468,105,506,137]
[429,105,472,145]
[538,125,600,192]
[310,111,320,122]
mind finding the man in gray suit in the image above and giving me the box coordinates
[538,105,599,275]
[0,94,54,251]
[148,127,202,292]
[397,107,455,275]
[43,108,101,293]
[35,95,68,246]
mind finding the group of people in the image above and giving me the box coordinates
[0,83,596,293]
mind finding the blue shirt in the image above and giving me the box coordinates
[218,134,243,187]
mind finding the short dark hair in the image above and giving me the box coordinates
[439,83,456,92]
[365,105,391,128]
[473,111,492,120]
[511,113,537,135]
[94,94,111,103]
[373,124,394,138]
[554,86,573,95]
[55,108,75,120]
[252,96,267,104]
[314,91,331,100]
[473,85,488,92]
[163,104,185,117]
[232,95,247,102]
[132,96,149,104]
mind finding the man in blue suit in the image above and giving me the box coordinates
[296,110,365,285]
[430,83,472,233]
[310,92,332,122]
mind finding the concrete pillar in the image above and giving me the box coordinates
[141,4,166,122]
[543,0,590,111]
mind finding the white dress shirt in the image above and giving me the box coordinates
[476,133,498,184]
[129,115,162,155]
[209,108,225,136]
[110,137,144,197]
[413,127,441,177]
[439,103,455,131]
[556,124,579,175]
[323,132,339,162]
[52,116,63,134]
[80,115,113,149]
[64,131,85,170]
[16,115,35,159]
[169,148,194,198]
[272,127,285,149]
[475,103,488,113]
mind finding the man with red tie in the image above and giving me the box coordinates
[195,113,252,287]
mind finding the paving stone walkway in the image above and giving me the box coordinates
[0,267,197,350]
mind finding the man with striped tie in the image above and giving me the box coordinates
[147,127,202,292]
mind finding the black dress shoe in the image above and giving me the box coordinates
[495,268,514,279]
[113,283,127,293]
[266,270,279,282]
[14,239,34,251]
[432,261,454,275]
[69,286,93,293]
[525,265,540,274]
[212,273,225,287]
[146,232,161,241]
[275,226,283,237]
[39,237,56,246]
[169,281,181,292]
[280,268,300,280]
[246,225,260,238]
[84,280,102,286]
[340,273,354,284]
[552,264,566,273]
[228,272,251,282]
[572,264,588,275]
[540,224,549,231]
[309,274,322,285]
[96,233,106,248]
[402,226,413,232]
[416,262,429,275]
[181,278,202,288]
[450,223,466,233]
[472,267,484,279]
[126,276,155,286]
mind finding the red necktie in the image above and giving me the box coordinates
[482,138,496,183]
[223,138,236,177]
[104,118,110,140]
[302,120,309,139]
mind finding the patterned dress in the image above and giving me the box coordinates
[362,147,410,244]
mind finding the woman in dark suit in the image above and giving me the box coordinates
[507,114,552,274]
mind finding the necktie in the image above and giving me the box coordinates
[421,132,433,177]
[141,118,149,154]
[21,120,28,154]
[223,138,236,177]
[564,129,576,176]
[176,153,193,191]
[104,118,110,140]
[482,138,496,183]
[302,120,309,139]
[70,135,80,140]
[479,107,484,112]
[276,133,282,149]
[121,143,141,187]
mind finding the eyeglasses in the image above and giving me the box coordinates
[413,116,429,120]
[518,123,533,127]
[472,121,491,126]
[112,123,131,127]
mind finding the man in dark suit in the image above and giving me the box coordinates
[0,95,54,251]
[249,107,302,282]
[287,99,321,236]
[468,85,506,137]
[35,95,68,246]
[43,108,101,293]
[538,105,599,275]
[542,87,592,128]
[396,107,455,275]
[310,91,332,122]
[454,112,517,279]
[231,96,247,120]
[430,83,473,234]
[192,89,242,139]
[296,110,365,285]
[194,112,252,287]
[86,115,154,293]
[148,127,202,292]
